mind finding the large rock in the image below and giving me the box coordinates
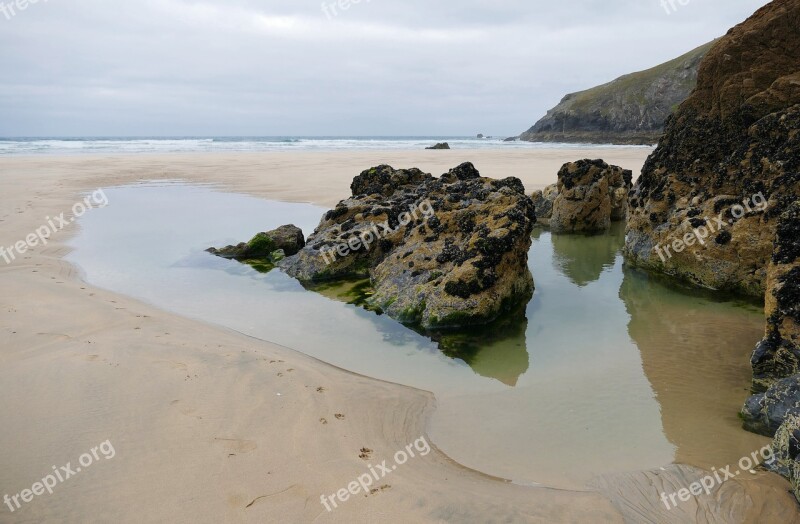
[625,0,800,298]
[549,159,632,234]
[425,142,450,150]
[280,163,536,329]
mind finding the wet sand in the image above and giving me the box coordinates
[1,150,798,523]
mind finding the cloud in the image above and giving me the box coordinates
[0,0,772,136]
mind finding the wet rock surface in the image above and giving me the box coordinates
[207,224,305,265]
[742,374,800,436]
[768,414,800,503]
[280,163,536,329]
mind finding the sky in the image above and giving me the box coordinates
[0,0,773,137]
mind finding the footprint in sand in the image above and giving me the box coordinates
[335,414,345,420]
[368,485,391,496]
[214,438,258,454]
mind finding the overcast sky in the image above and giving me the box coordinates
[0,0,771,137]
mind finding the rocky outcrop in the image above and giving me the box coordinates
[549,159,632,233]
[519,41,714,145]
[767,415,800,503]
[280,163,536,330]
[530,184,558,227]
[751,202,800,391]
[625,0,800,298]
[614,0,800,465]
[426,142,450,150]
[207,225,305,267]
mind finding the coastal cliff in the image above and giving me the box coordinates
[519,41,713,145]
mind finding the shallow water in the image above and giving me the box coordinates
[67,182,770,488]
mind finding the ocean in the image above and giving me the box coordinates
[0,137,650,155]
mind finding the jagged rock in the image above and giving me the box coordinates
[426,142,450,150]
[549,159,632,233]
[519,41,713,145]
[742,374,800,436]
[280,163,536,329]
[530,184,558,227]
[503,137,517,142]
[206,224,305,260]
[624,0,800,298]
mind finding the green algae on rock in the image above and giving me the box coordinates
[280,163,536,330]
[207,224,305,272]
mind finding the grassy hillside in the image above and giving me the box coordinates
[519,41,716,145]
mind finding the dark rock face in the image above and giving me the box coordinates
[742,375,800,436]
[530,184,558,227]
[625,0,800,297]
[767,415,800,502]
[425,142,450,150]
[280,163,536,329]
[207,224,305,261]
[549,159,632,233]
[752,202,800,391]
[519,41,713,145]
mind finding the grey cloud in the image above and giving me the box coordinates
[0,0,772,136]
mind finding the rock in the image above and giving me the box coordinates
[426,142,450,150]
[206,224,305,261]
[741,374,800,436]
[530,183,558,227]
[280,163,536,330]
[477,134,484,139]
[263,225,306,256]
[503,137,517,142]
[624,0,800,298]
[549,159,632,234]
[751,201,800,391]
[519,41,713,145]
[767,414,800,504]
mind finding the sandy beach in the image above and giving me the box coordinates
[1,149,798,523]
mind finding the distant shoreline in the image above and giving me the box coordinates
[0,137,656,156]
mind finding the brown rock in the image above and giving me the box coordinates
[625,0,800,297]
[550,159,632,234]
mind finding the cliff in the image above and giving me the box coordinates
[519,41,714,145]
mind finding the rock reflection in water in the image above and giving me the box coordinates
[303,277,530,386]
[550,222,625,286]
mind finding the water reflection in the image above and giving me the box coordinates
[618,266,769,469]
[66,182,769,487]
[303,277,530,386]
[550,222,626,286]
